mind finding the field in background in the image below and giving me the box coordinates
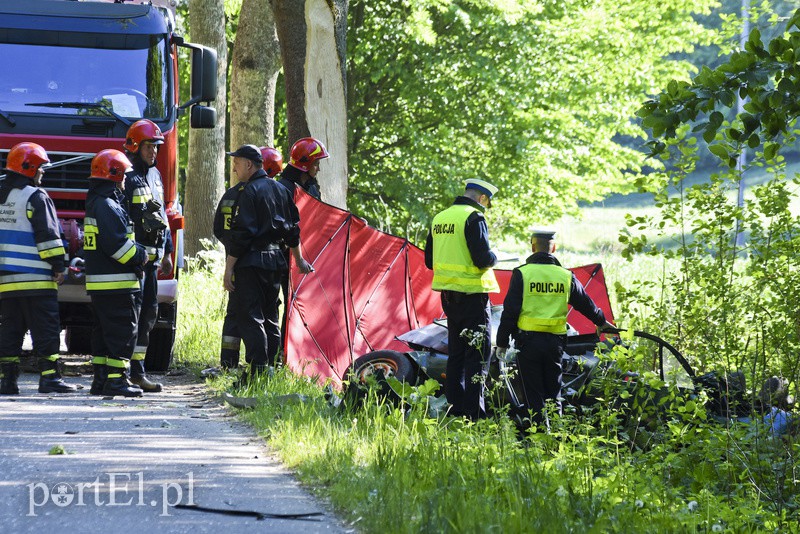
[491,162,800,324]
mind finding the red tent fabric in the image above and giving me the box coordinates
[284,191,614,385]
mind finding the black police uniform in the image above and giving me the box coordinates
[212,180,246,368]
[0,172,74,394]
[276,165,320,343]
[496,252,607,424]
[424,196,497,420]
[124,157,173,373]
[84,179,147,396]
[228,168,302,370]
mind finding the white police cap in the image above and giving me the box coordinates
[465,178,498,198]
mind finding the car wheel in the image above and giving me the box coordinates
[351,350,417,384]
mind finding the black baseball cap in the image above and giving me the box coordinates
[226,144,263,164]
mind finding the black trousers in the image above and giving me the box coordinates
[515,331,566,424]
[134,263,159,352]
[0,294,60,357]
[219,296,241,368]
[441,290,491,420]
[90,292,140,360]
[229,266,282,368]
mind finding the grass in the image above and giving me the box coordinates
[200,363,796,532]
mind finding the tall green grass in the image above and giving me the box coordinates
[203,364,794,532]
[173,247,227,371]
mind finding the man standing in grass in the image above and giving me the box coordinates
[224,145,313,384]
[424,179,500,420]
[214,146,284,371]
[496,230,614,428]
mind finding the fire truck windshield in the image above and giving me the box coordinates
[0,39,169,120]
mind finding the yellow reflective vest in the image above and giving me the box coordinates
[517,263,572,334]
[431,204,499,293]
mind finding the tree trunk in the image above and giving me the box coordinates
[229,0,281,186]
[273,0,348,209]
[184,0,227,258]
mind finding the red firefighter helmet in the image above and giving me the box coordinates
[288,137,329,172]
[260,147,283,178]
[90,149,132,182]
[124,119,165,153]
[5,142,50,178]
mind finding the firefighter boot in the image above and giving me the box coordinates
[89,356,108,396]
[38,356,78,393]
[129,358,163,393]
[235,364,274,389]
[220,334,241,370]
[0,360,20,395]
[102,358,143,398]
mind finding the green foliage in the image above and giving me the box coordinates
[347,0,717,243]
[630,9,800,396]
[173,244,227,371]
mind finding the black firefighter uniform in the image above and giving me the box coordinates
[84,179,147,395]
[0,172,74,394]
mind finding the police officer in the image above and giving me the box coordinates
[224,145,313,383]
[495,230,614,427]
[424,179,500,420]
[0,142,77,394]
[84,149,148,397]
[276,137,328,345]
[213,146,283,369]
[123,119,172,392]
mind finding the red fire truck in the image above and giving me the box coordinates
[0,0,217,370]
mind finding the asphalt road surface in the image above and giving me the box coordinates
[0,368,349,533]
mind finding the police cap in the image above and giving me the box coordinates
[530,228,556,241]
[464,178,498,199]
[226,144,263,164]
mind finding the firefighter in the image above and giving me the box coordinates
[277,137,328,200]
[223,145,313,383]
[84,149,148,397]
[0,142,77,394]
[495,230,614,428]
[424,179,500,420]
[122,119,172,392]
[276,137,328,345]
[213,146,283,370]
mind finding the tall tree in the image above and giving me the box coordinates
[185,0,228,257]
[229,0,282,186]
[273,0,349,208]
[347,0,718,243]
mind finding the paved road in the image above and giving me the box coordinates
[0,371,349,533]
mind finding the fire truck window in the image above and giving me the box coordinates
[0,39,169,120]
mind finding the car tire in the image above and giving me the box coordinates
[351,350,417,385]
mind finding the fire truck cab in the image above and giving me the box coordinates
[0,0,217,371]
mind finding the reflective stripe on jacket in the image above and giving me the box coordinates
[431,204,499,293]
[517,263,572,334]
[0,186,60,294]
[84,181,146,294]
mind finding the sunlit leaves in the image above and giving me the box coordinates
[347,0,716,240]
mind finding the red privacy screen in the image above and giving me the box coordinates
[284,190,614,385]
